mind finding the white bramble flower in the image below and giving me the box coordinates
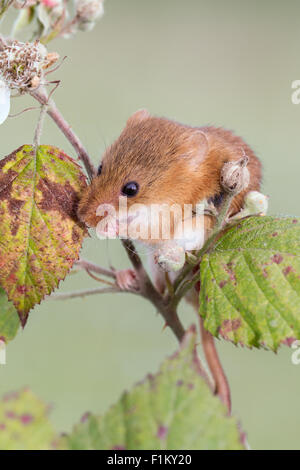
[0,79,10,125]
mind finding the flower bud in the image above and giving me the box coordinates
[244,191,269,216]
[220,154,250,195]
[76,0,104,30]
[230,191,269,221]
[155,244,185,272]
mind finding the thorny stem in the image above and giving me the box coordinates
[85,269,115,286]
[74,258,115,279]
[31,87,96,181]
[33,91,48,149]
[199,317,231,413]
[52,286,123,299]
[121,239,185,342]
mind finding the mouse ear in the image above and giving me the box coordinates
[126,109,150,126]
[182,130,208,167]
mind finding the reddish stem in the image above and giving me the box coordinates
[199,316,231,413]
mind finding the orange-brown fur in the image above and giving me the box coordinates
[78,110,262,235]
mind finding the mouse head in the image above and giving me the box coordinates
[78,110,209,241]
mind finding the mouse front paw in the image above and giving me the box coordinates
[154,244,185,272]
[115,269,139,291]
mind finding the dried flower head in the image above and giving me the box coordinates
[0,40,58,92]
[221,153,250,195]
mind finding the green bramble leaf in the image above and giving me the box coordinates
[0,331,244,450]
[199,216,300,351]
[0,388,58,450]
[62,328,244,450]
[0,287,20,343]
[0,145,87,326]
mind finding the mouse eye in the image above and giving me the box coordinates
[121,181,139,197]
[97,163,103,176]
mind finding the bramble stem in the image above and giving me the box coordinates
[199,317,231,412]
[85,269,116,286]
[121,239,185,342]
[33,90,48,149]
[51,286,122,299]
[31,87,96,181]
[75,258,115,279]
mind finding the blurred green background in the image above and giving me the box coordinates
[1,0,300,450]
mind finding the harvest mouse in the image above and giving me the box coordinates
[78,110,265,410]
[78,109,262,292]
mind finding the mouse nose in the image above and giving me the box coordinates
[77,200,100,228]
[96,218,119,239]
[77,206,107,229]
[77,202,89,224]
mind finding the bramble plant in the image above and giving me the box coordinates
[0,1,299,451]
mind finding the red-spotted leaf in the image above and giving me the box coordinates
[0,388,58,450]
[62,328,244,450]
[0,145,87,326]
[199,216,300,350]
